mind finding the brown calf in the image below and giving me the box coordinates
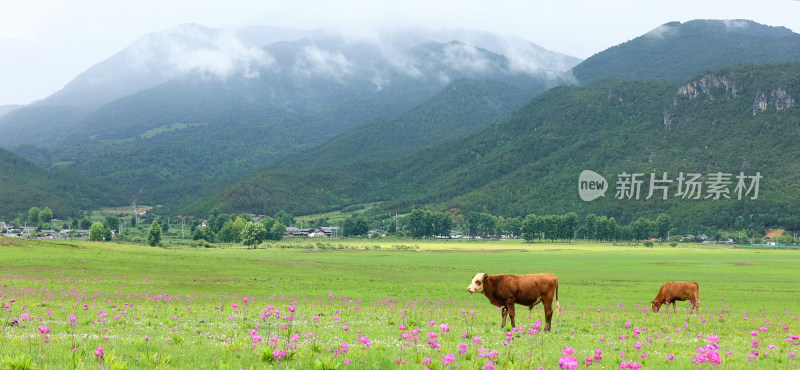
[651,281,700,313]
[467,273,559,331]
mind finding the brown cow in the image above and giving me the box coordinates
[650,281,700,313]
[467,272,559,331]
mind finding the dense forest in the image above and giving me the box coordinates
[0,148,121,218]
[572,20,800,84]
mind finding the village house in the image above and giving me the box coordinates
[284,226,340,238]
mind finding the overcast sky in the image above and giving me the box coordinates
[1,0,799,106]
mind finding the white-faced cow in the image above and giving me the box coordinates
[467,273,559,331]
[651,281,700,314]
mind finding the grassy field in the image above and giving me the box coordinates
[1,236,798,368]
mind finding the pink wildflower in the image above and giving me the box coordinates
[442,353,455,366]
[558,355,578,369]
[37,325,50,335]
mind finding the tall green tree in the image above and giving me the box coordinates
[105,215,120,231]
[218,220,238,242]
[39,207,53,224]
[631,217,653,241]
[522,214,541,242]
[275,210,294,228]
[655,213,672,241]
[89,222,105,241]
[341,217,356,237]
[562,212,578,242]
[192,227,215,242]
[431,212,453,238]
[269,221,285,241]
[503,216,523,238]
[147,221,162,247]
[584,214,597,240]
[241,222,266,248]
[259,216,285,240]
[407,209,431,238]
[341,215,368,237]
[28,207,41,225]
[354,216,369,236]
[103,225,113,241]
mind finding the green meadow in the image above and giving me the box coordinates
[1,236,798,368]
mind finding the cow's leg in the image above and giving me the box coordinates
[691,296,699,314]
[507,304,516,328]
[500,307,508,328]
[672,300,677,313]
[542,298,553,332]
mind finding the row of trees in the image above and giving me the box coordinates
[191,210,285,244]
[11,202,767,246]
[400,209,676,243]
[406,209,453,238]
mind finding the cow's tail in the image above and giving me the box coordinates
[554,280,561,315]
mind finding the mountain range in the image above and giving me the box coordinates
[1,19,799,232]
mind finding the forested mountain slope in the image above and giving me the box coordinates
[213,63,800,231]
[0,148,122,218]
[52,40,563,205]
[268,78,538,173]
[572,19,800,84]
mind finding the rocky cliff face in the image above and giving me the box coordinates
[672,72,795,116]
[752,88,795,114]
[674,73,740,103]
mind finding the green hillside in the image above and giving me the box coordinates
[213,63,800,232]
[180,78,540,215]
[0,147,123,219]
[26,40,555,206]
[572,20,800,84]
[270,78,540,172]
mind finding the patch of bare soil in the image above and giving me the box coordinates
[252,258,317,264]
[419,249,530,253]
[652,261,754,267]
